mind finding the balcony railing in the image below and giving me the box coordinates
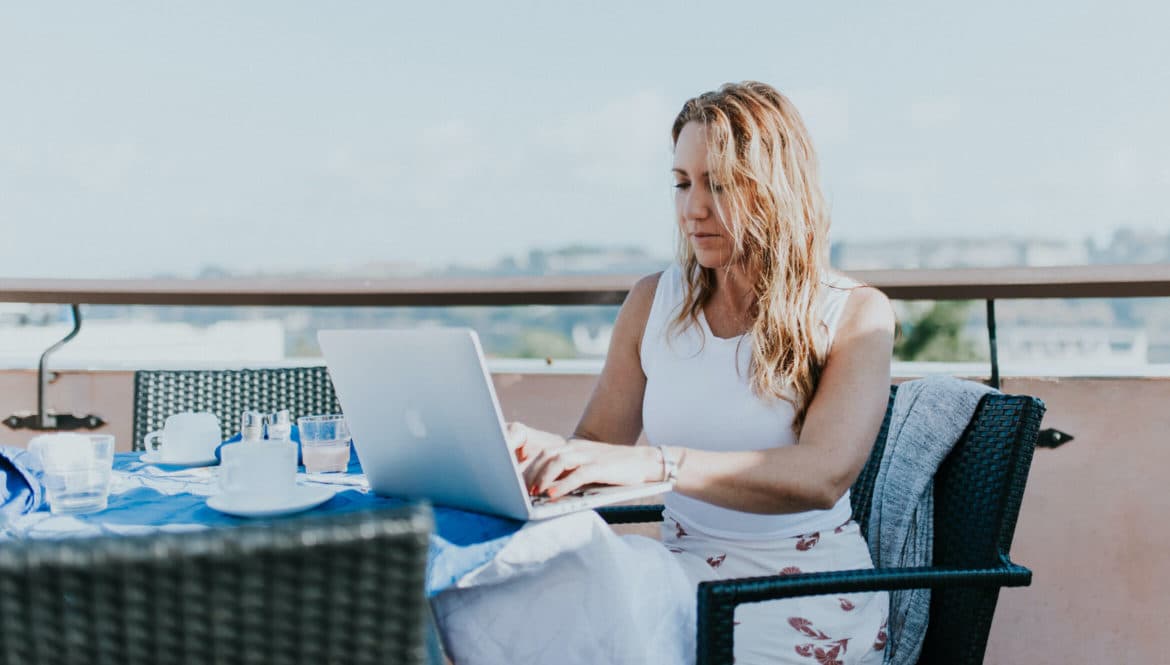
[4,264,1170,415]
[3,264,1170,306]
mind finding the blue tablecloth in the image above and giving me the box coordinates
[1,451,522,596]
[0,446,42,519]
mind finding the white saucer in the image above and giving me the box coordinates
[206,485,336,518]
[140,451,219,467]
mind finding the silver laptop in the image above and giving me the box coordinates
[317,328,671,521]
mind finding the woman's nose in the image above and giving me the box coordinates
[684,190,709,221]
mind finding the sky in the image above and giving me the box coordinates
[1,1,1168,278]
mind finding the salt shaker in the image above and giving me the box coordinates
[240,410,264,443]
[266,410,292,442]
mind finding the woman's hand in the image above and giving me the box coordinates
[505,422,567,471]
[523,439,662,499]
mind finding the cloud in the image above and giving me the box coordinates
[409,119,489,210]
[851,161,941,227]
[1102,145,1170,190]
[0,139,143,194]
[786,88,850,145]
[909,96,962,131]
[853,162,934,193]
[532,89,676,187]
[318,118,486,211]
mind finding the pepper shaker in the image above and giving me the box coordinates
[266,410,292,442]
[240,410,264,443]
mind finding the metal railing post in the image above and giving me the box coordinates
[986,299,999,390]
[4,304,105,432]
[37,304,84,428]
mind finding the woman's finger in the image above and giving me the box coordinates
[505,422,527,451]
[522,448,552,488]
[544,463,600,499]
[530,450,584,495]
[516,452,533,473]
[532,457,570,495]
[523,448,566,492]
[504,422,530,465]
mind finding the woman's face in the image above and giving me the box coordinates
[673,121,732,269]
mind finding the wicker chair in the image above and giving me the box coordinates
[132,367,342,450]
[598,387,1046,665]
[0,504,433,665]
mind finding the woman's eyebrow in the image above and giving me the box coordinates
[671,168,708,176]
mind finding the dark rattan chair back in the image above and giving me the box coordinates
[849,386,1045,664]
[132,367,342,451]
[0,504,433,665]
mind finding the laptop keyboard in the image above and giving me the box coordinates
[529,487,589,506]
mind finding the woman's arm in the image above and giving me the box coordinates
[664,286,895,512]
[525,286,895,511]
[571,272,660,445]
[509,273,659,470]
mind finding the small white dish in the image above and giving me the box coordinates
[206,485,336,518]
[140,451,219,467]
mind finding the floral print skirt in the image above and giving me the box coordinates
[662,511,888,665]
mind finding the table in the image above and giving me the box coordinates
[1,451,523,596]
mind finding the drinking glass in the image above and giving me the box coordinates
[297,415,351,473]
[31,433,116,515]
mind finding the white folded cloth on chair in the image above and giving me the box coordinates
[433,510,695,665]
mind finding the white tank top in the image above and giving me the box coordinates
[640,264,860,540]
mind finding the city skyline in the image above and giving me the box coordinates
[2,1,1168,279]
[174,225,1170,280]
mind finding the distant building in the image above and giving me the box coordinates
[525,246,669,275]
[0,304,60,326]
[998,326,1148,367]
[831,236,1090,270]
[1088,228,1170,265]
[0,320,286,368]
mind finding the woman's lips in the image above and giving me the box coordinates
[690,233,722,246]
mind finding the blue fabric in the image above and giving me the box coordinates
[4,450,523,595]
[17,451,521,596]
[213,425,362,473]
[0,445,44,518]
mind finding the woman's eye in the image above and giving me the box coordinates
[673,182,691,190]
[710,183,725,194]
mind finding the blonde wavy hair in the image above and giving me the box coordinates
[670,81,834,433]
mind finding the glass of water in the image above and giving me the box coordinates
[31,433,116,515]
[297,415,351,474]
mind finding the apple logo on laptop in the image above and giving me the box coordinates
[403,407,428,439]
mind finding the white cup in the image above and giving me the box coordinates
[143,412,221,462]
[218,441,297,501]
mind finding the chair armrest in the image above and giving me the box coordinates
[695,558,1031,665]
[702,559,1032,603]
[595,504,664,524]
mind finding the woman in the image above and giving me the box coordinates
[436,81,893,665]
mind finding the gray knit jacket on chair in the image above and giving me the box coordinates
[868,375,994,665]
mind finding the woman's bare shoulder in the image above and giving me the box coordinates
[613,271,664,354]
[838,285,896,338]
[626,271,664,313]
